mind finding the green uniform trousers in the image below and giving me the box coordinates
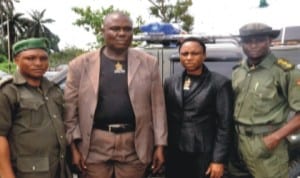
[238,134,288,178]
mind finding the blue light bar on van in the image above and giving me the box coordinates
[140,22,181,35]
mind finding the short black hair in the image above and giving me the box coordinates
[178,37,206,54]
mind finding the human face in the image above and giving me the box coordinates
[241,36,271,62]
[179,41,206,75]
[102,13,133,52]
[14,49,49,82]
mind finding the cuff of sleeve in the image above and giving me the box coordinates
[67,125,82,145]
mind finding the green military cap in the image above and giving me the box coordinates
[239,22,280,38]
[12,38,49,56]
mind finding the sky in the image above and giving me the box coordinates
[14,0,300,49]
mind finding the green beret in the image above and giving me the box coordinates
[12,38,49,56]
[239,22,280,38]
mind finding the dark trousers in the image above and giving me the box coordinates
[165,148,211,178]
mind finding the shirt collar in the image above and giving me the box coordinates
[13,70,27,85]
[13,70,54,93]
[241,53,276,71]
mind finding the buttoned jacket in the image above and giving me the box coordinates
[232,53,300,125]
[164,66,233,163]
[0,71,71,178]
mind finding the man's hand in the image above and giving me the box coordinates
[151,146,165,174]
[70,142,87,173]
[264,112,300,150]
[263,133,280,150]
[205,163,224,178]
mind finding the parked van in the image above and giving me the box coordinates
[48,35,300,178]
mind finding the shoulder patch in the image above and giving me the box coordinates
[0,76,13,88]
[276,58,295,71]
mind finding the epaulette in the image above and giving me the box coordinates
[276,58,295,71]
[0,76,13,88]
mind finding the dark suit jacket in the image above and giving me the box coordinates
[164,66,233,163]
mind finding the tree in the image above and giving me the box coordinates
[1,2,60,58]
[0,0,60,73]
[72,6,122,45]
[50,46,86,67]
[134,15,145,34]
[0,0,16,61]
[0,11,31,61]
[25,9,60,52]
[0,0,16,16]
[72,5,145,47]
[259,0,269,8]
[72,5,115,47]
[147,0,194,32]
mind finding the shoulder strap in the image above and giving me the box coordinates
[0,76,19,122]
[276,58,295,71]
[0,76,13,89]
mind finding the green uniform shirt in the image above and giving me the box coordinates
[232,53,300,125]
[0,71,71,178]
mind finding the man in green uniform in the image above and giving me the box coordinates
[0,38,71,178]
[231,22,300,178]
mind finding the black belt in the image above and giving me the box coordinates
[95,124,135,134]
[235,123,281,136]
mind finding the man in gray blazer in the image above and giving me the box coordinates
[64,11,167,178]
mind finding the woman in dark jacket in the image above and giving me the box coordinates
[164,37,234,178]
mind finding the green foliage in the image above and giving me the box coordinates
[0,46,85,74]
[0,61,16,74]
[134,15,145,34]
[72,6,145,47]
[147,0,194,32]
[259,0,269,8]
[1,3,60,59]
[0,54,8,63]
[0,42,6,55]
[25,9,60,52]
[72,5,116,46]
[49,46,86,67]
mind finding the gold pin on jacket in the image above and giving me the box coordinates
[114,61,125,73]
[183,77,191,90]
